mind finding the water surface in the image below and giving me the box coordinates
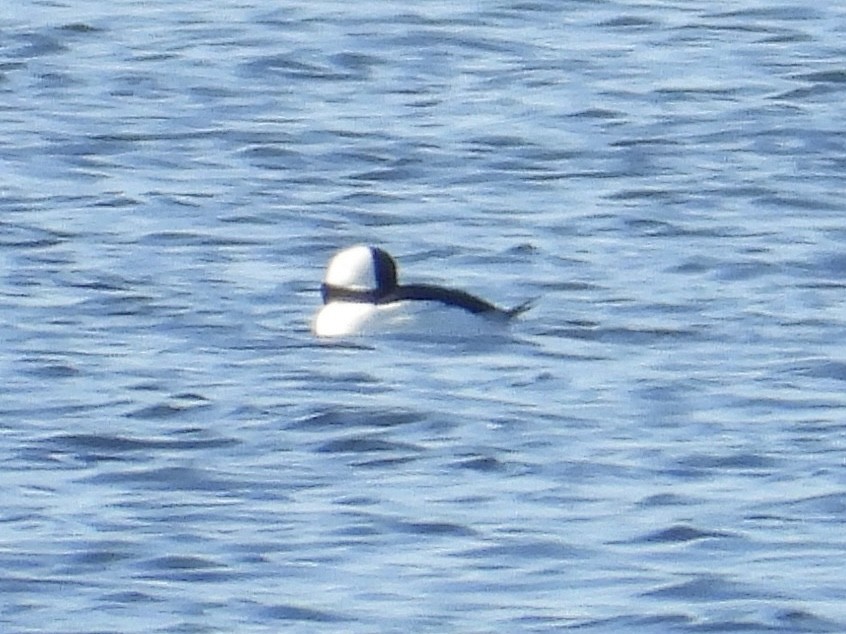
[2,1,846,632]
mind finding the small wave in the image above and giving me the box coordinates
[633,524,735,544]
[258,604,347,623]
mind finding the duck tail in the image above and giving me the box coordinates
[505,298,536,319]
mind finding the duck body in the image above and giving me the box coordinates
[312,245,531,338]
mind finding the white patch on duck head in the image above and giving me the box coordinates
[322,245,398,296]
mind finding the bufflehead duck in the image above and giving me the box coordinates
[312,245,532,337]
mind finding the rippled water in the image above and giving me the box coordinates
[3,2,846,632]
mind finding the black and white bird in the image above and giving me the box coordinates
[313,245,532,337]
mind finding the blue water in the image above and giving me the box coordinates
[3,2,846,632]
